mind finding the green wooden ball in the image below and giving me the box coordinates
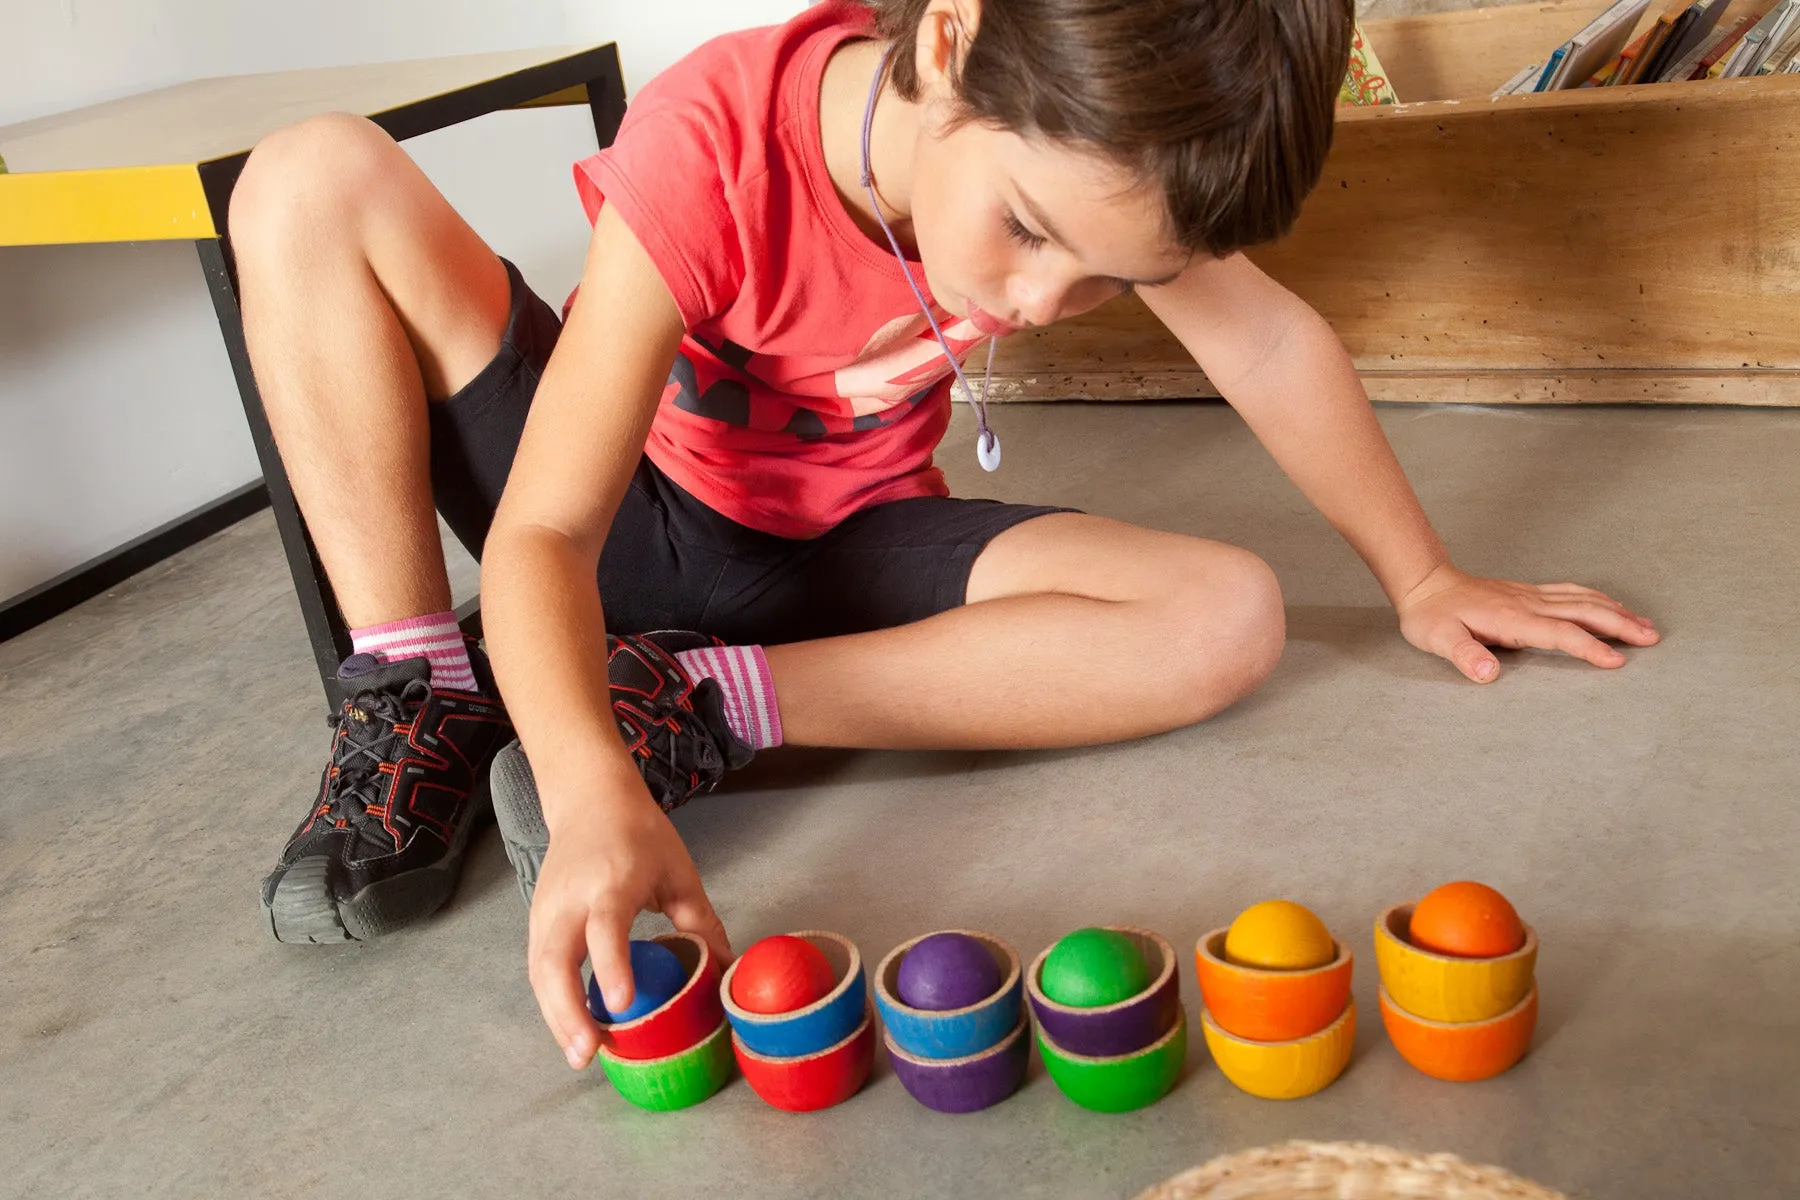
[1040,928,1152,1008]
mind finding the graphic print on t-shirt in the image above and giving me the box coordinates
[665,310,988,442]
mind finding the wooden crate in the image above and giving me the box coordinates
[990,0,1800,406]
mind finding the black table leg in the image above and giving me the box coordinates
[586,54,627,148]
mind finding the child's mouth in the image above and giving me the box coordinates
[966,304,1020,337]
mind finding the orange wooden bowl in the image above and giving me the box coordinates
[1378,984,1538,1082]
[1194,927,1353,1043]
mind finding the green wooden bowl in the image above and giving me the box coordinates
[596,1017,733,1111]
[1037,1008,1186,1113]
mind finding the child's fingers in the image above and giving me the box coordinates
[1512,614,1627,667]
[1538,587,1656,628]
[1548,590,1656,633]
[586,908,639,1029]
[1444,634,1500,683]
[529,904,603,1069]
[663,869,734,970]
[1538,598,1661,646]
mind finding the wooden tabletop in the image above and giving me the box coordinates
[0,44,614,247]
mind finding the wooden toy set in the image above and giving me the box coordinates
[587,882,1539,1113]
[1195,902,1357,1100]
[1375,883,1541,1082]
[874,931,1029,1113]
[1025,927,1188,1113]
[588,932,733,1112]
[719,931,876,1112]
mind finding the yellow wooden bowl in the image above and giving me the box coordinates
[1374,903,1536,1024]
[1200,999,1355,1100]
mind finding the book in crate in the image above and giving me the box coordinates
[1494,0,1800,94]
[1340,22,1400,105]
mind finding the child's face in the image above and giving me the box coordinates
[899,3,1193,333]
[908,123,1191,333]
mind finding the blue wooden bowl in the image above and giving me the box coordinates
[873,929,1022,1061]
[720,930,866,1059]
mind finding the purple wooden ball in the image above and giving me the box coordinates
[896,933,1003,1011]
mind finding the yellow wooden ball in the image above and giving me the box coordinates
[1224,901,1336,971]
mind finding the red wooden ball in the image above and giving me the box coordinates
[730,935,837,1014]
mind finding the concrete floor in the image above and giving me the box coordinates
[2,401,1796,1199]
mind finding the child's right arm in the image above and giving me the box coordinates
[480,205,730,1071]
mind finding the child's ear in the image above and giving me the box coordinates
[914,0,980,95]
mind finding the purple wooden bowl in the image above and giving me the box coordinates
[1025,926,1181,1059]
[884,1013,1030,1114]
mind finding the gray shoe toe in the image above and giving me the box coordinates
[489,739,548,907]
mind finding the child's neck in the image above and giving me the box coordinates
[820,36,920,257]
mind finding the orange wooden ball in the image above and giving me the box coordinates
[730,935,837,1014]
[1409,882,1525,959]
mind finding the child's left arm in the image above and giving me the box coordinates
[1141,252,1659,682]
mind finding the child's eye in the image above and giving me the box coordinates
[1003,211,1047,249]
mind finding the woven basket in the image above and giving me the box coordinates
[1134,1141,1568,1200]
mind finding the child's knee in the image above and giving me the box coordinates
[1171,546,1285,717]
[230,113,397,256]
[1213,548,1284,685]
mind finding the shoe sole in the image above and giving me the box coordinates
[262,774,492,944]
[488,740,548,908]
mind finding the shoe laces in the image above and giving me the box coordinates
[321,679,431,829]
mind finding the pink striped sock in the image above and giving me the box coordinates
[674,644,782,751]
[350,611,479,693]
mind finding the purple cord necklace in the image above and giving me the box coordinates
[859,46,1002,472]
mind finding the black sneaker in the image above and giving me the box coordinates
[489,631,753,905]
[261,641,513,943]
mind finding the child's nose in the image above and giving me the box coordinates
[1008,277,1065,329]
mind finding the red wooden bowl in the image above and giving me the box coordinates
[732,1004,876,1113]
[604,932,726,1062]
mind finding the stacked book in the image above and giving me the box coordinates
[1492,0,1800,96]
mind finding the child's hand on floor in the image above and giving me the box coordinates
[1395,562,1660,682]
[524,758,733,1069]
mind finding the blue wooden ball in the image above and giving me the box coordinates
[587,940,689,1024]
[896,932,1002,1011]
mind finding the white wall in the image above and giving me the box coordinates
[0,0,803,603]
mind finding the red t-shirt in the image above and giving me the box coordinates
[572,1,987,540]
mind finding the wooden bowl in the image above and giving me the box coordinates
[1036,1007,1188,1113]
[874,929,1022,1061]
[595,1017,733,1112]
[1026,926,1181,1059]
[1374,903,1537,1024]
[1194,927,1353,1043]
[732,1003,876,1112]
[720,930,866,1059]
[884,1012,1030,1114]
[605,931,726,1062]
[1379,984,1538,1082]
[1201,1000,1355,1100]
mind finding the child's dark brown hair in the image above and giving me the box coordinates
[864,0,1355,258]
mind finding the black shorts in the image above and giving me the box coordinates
[426,260,1078,646]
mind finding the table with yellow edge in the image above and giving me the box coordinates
[0,46,624,706]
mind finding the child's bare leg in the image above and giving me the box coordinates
[233,113,520,943]
[231,112,511,626]
[766,514,1284,749]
